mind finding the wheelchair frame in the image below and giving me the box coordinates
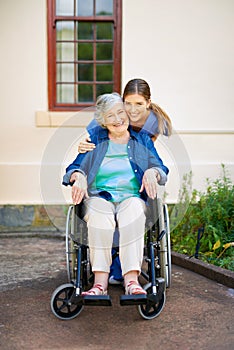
[51,197,171,320]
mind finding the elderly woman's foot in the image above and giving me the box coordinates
[82,283,107,296]
[125,281,147,295]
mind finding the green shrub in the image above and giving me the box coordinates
[171,164,234,271]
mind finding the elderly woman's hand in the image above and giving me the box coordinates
[70,172,88,204]
[140,168,160,199]
[78,133,96,153]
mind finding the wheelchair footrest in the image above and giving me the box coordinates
[119,294,147,306]
[83,295,112,306]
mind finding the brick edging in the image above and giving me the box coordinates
[172,251,234,288]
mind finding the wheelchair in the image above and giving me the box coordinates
[50,197,171,320]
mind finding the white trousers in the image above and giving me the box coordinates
[83,197,146,276]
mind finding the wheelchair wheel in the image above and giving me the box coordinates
[137,283,166,320]
[66,234,77,282]
[65,206,77,281]
[50,283,83,320]
[158,201,172,289]
[164,204,172,288]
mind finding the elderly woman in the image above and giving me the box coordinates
[63,93,169,296]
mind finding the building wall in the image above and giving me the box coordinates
[0,0,233,207]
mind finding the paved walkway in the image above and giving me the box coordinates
[0,236,233,350]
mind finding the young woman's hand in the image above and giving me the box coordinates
[140,168,160,199]
[78,133,96,153]
[70,172,89,204]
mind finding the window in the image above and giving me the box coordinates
[47,0,122,111]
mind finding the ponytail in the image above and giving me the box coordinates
[150,102,172,136]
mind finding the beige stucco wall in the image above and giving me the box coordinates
[0,0,233,206]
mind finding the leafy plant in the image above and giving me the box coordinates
[171,164,234,271]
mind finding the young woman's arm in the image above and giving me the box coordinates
[78,119,100,153]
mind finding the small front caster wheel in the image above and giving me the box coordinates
[138,283,166,320]
[50,283,83,320]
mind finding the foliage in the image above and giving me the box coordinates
[171,164,234,271]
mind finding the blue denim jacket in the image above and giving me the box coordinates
[62,127,169,201]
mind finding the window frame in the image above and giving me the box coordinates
[47,0,122,111]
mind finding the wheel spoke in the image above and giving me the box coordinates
[144,303,152,314]
[56,297,65,302]
[58,303,68,312]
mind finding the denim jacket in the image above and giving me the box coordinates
[62,127,169,201]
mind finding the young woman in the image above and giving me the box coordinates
[78,78,172,153]
[63,93,169,296]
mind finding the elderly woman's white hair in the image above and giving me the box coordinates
[94,92,123,127]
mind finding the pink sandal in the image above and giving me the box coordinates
[125,281,147,295]
[81,283,107,296]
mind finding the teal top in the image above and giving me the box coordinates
[90,141,140,202]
